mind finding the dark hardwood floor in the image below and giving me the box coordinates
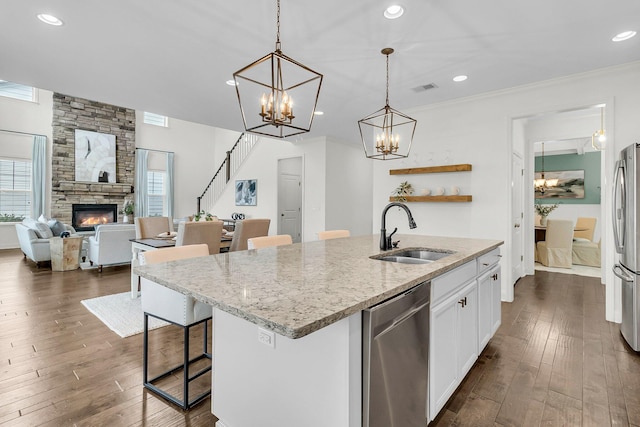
[432,269,640,427]
[1,248,639,426]
[0,249,216,426]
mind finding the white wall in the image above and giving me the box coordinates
[371,61,640,322]
[134,115,224,220]
[211,136,327,242]
[325,138,373,236]
[0,90,53,249]
[209,136,374,242]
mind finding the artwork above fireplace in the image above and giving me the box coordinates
[72,204,118,232]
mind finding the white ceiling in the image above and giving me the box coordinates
[1,0,639,144]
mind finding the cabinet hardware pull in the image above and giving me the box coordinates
[458,299,465,307]
[492,274,498,280]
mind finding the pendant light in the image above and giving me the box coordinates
[534,142,558,194]
[359,48,416,160]
[591,106,606,150]
[232,0,323,139]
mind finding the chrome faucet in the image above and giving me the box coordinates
[380,202,417,250]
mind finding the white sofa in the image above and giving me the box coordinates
[15,219,76,267]
[88,223,136,272]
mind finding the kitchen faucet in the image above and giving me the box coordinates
[380,202,417,250]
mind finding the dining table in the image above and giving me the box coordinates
[129,234,233,298]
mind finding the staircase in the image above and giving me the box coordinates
[197,132,258,214]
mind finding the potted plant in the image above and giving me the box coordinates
[534,202,558,226]
[392,181,414,202]
[120,200,135,223]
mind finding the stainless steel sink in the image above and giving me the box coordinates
[372,249,455,264]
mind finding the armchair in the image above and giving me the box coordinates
[88,224,137,272]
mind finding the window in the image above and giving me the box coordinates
[0,80,36,102]
[147,171,166,216]
[0,158,31,222]
[143,112,168,127]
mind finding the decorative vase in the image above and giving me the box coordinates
[123,215,130,223]
[540,216,547,226]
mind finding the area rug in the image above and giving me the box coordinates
[81,292,169,338]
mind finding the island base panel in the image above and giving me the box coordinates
[212,308,362,427]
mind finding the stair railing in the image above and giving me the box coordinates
[197,132,258,213]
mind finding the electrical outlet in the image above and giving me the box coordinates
[258,327,275,349]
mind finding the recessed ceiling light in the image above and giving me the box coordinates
[226,80,238,86]
[314,111,324,116]
[384,5,404,19]
[453,75,468,82]
[612,30,637,42]
[37,14,63,26]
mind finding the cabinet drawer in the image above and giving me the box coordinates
[432,261,476,305]
[477,248,501,275]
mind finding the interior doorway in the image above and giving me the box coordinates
[511,104,609,286]
[277,157,303,243]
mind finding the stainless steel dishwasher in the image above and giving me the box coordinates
[362,281,430,427]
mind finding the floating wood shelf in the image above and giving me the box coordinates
[389,164,472,175]
[389,195,473,203]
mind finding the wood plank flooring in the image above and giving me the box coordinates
[0,249,216,426]
[432,270,640,427]
[1,248,640,426]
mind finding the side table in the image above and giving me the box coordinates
[50,236,84,271]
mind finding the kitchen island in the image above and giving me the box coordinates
[135,234,503,427]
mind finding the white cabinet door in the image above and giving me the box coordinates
[477,271,492,352]
[491,265,502,334]
[457,280,478,375]
[429,291,459,420]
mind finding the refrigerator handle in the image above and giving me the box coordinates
[613,159,626,253]
[613,264,634,282]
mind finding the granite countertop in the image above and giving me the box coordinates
[134,234,503,339]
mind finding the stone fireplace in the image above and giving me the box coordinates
[72,203,118,232]
[51,93,136,225]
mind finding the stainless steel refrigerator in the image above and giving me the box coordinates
[613,142,640,351]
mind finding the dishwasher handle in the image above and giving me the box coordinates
[372,300,430,338]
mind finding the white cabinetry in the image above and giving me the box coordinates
[429,248,502,421]
[477,248,502,352]
[429,261,477,420]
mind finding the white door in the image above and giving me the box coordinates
[278,157,302,243]
[511,153,524,285]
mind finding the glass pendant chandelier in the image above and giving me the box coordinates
[534,142,558,194]
[358,48,416,160]
[232,0,323,138]
[591,106,606,151]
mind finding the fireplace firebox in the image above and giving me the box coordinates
[72,204,118,232]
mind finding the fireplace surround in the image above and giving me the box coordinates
[72,204,118,232]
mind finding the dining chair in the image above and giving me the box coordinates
[135,216,173,239]
[317,230,351,240]
[139,244,212,409]
[536,219,574,268]
[176,220,224,255]
[229,219,271,251]
[573,217,596,242]
[247,234,293,249]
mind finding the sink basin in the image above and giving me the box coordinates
[372,249,455,264]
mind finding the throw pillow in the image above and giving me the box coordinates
[33,222,54,239]
[38,214,51,224]
[48,220,67,237]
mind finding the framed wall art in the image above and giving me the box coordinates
[75,129,116,183]
[534,169,585,199]
[235,179,257,206]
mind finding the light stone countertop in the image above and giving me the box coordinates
[134,234,503,339]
